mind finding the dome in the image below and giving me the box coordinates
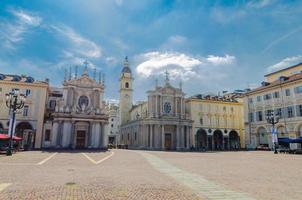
[121,56,131,74]
[122,66,132,74]
[0,74,5,80]
[25,76,35,83]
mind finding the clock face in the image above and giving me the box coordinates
[164,102,172,114]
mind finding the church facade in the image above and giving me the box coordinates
[119,58,193,150]
[42,65,109,149]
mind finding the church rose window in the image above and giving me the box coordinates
[78,96,89,109]
[164,102,172,114]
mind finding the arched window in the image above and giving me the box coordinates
[125,82,129,88]
[78,96,89,109]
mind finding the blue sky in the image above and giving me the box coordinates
[1,0,302,102]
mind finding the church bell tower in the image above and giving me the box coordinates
[119,57,133,125]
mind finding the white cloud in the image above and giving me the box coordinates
[54,50,99,71]
[206,54,236,65]
[211,8,246,24]
[0,8,42,50]
[247,0,274,8]
[9,8,42,26]
[161,35,187,49]
[267,55,302,72]
[106,56,118,65]
[135,51,236,80]
[51,24,101,58]
[262,26,302,53]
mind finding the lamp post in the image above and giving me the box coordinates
[5,90,26,156]
[266,110,280,154]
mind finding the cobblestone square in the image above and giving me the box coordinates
[0,150,301,200]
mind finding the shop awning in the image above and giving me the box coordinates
[12,136,22,141]
[278,137,302,143]
[0,134,22,141]
[0,134,9,140]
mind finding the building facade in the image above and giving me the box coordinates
[119,58,193,150]
[186,95,245,150]
[42,66,109,149]
[107,103,120,145]
[0,74,48,149]
[244,63,302,150]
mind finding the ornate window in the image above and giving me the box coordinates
[163,102,172,114]
[78,96,89,109]
[125,82,129,88]
[200,117,203,125]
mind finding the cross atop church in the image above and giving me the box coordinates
[165,70,170,84]
[83,60,89,76]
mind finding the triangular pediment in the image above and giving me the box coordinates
[65,75,99,87]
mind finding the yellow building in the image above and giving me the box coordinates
[0,73,48,149]
[244,63,302,150]
[186,95,245,150]
[265,63,302,83]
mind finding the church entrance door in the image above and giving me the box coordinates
[165,133,172,150]
[76,131,86,149]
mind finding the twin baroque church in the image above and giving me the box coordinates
[43,57,193,150]
[43,66,108,149]
[119,58,193,150]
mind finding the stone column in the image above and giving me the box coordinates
[99,92,103,109]
[99,123,103,148]
[62,122,72,148]
[102,123,108,148]
[51,121,59,147]
[155,125,159,149]
[94,123,100,148]
[150,124,153,149]
[70,122,75,148]
[155,96,158,117]
[186,126,190,149]
[181,126,185,149]
[161,125,165,150]
[176,125,180,150]
[180,98,183,119]
[56,122,63,147]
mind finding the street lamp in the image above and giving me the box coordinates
[265,110,280,154]
[5,90,26,156]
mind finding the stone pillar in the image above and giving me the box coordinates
[180,98,183,119]
[160,96,163,115]
[102,123,108,148]
[99,92,103,109]
[161,125,165,150]
[176,125,180,150]
[94,123,100,148]
[51,122,59,147]
[90,123,95,148]
[186,126,190,149]
[155,125,159,149]
[57,122,63,147]
[155,96,158,117]
[70,122,75,148]
[99,123,103,148]
[181,126,185,149]
[62,122,72,148]
[150,124,153,149]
